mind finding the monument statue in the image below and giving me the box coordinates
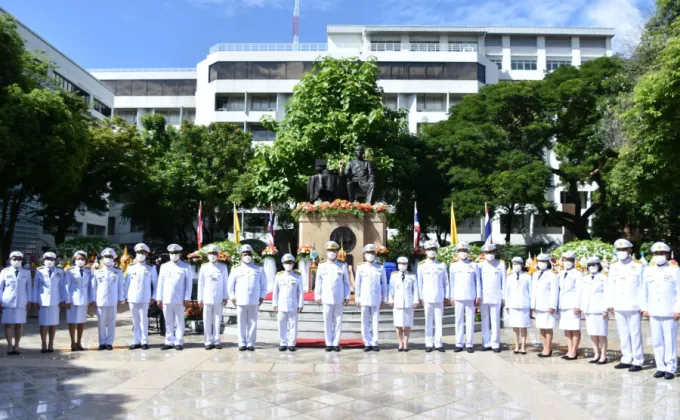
[306,159,343,202]
[344,146,376,204]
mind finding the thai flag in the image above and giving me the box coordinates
[413,202,421,248]
[484,203,492,246]
[197,201,203,249]
[267,203,275,246]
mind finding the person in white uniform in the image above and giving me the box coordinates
[531,253,559,357]
[157,244,193,351]
[92,248,125,350]
[390,256,419,352]
[355,244,387,352]
[198,245,229,350]
[582,256,609,365]
[66,250,94,351]
[449,242,480,353]
[479,243,506,353]
[33,252,70,353]
[608,238,645,372]
[558,251,583,360]
[125,243,158,350]
[418,240,449,352]
[315,241,351,352]
[1,251,32,355]
[642,242,680,380]
[272,253,304,351]
[504,257,532,354]
[228,244,267,351]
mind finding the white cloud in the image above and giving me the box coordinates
[188,0,335,15]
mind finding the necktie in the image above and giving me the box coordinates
[80,268,84,277]
[49,268,53,277]
[401,272,405,281]
[15,269,19,278]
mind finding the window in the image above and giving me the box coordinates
[458,217,481,233]
[115,109,137,124]
[66,222,83,236]
[377,62,483,81]
[416,94,446,112]
[546,37,571,48]
[484,36,502,47]
[383,94,398,111]
[86,224,106,238]
[243,213,267,233]
[511,59,537,71]
[371,40,401,51]
[250,94,277,111]
[104,79,196,96]
[547,60,571,71]
[487,56,502,69]
[248,123,276,143]
[477,63,486,83]
[533,215,563,234]
[560,191,588,205]
[53,72,89,102]
[155,109,181,125]
[208,62,315,82]
[510,36,537,47]
[108,217,116,236]
[183,108,196,122]
[580,37,606,49]
[500,214,527,234]
[215,94,245,111]
[93,99,112,117]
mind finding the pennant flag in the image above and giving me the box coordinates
[233,204,241,245]
[414,202,421,248]
[267,202,275,246]
[484,203,492,246]
[450,201,458,245]
[197,201,204,249]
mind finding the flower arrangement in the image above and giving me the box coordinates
[187,252,204,265]
[184,301,202,321]
[217,252,231,263]
[262,245,279,257]
[377,245,389,257]
[292,199,391,220]
[297,245,313,258]
[192,240,261,268]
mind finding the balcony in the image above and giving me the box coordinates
[370,42,478,53]
[209,43,330,53]
[88,68,196,73]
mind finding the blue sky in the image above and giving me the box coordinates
[3,0,656,68]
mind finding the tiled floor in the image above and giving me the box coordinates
[1,315,679,419]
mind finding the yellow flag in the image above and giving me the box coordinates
[450,202,459,245]
[233,204,241,244]
[120,246,131,275]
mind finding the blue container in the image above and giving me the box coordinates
[383,262,397,284]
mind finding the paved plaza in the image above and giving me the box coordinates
[1,313,679,420]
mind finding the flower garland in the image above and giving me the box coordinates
[262,245,279,257]
[293,199,391,219]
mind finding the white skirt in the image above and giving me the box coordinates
[586,313,608,336]
[534,310,556,329]
[393,307,414,328]
[508,308,531,328]
[67,305,88,324]
[39,306,60,326]
[1,307,27,324]
[558,309,581,331]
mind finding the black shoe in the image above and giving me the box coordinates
[520,351,527,355]
[97,345,106,351]
[628,365,642,372]
[239,346,247,351]
[481,347,492,352]
[205,345,215,351]
[493,348,501,353]
[142,345,150,350]
[614,363,632,369]
[129,344,141,350]
[372,346,380,352]
[214,344,222,350]
[41,348,48,353]
[403,348,409,352]
[161,345,173,351]
[454,347,464,353]
[175,345,183,351]
[538,351,553,358]
[467,348,474,354]
[398,348,404,352]
[513,350,519,354]
[47,348,54,353]
[279,346,287,352]
[325,346,332,352]
[654,371,666,378]
[364,346,372,352]
[596,359,608,365]
[665,372,675,380]
[437,347,445,353]
[288,346,296,352]
[247,346,254,351]
[425,347,433,353]
[564,355,577,361]
[589,359,599,364]
[106,345,113,351]
[561,355,568,359]
[333,346,340,352]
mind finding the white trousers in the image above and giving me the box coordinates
[455,300,475,348]
[237,304,258,347]
[130,302,150,345]
[361,305,380,346]
[97,306,117,345]
[203,304,223,345]
[615,310,644,366]
[163,303,186,346]
[277,311,299,346]
[650,316,678,373]
[424,302,444,348]
[323,303,344,346]
[481,303,501,349]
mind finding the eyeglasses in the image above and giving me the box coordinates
[207,252,218,256]
[169,251,181,255]
[137,251,149,255]
[10,258,23,261]
[44,257,56,261]
[102,255,114,259]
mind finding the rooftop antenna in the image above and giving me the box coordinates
[293,0,300,50]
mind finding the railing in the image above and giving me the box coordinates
[209,43,329,53]
[370,42,478,52]
[88,68,196,73]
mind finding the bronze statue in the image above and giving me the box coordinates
[344,146,375,203]
[306,159,343,202]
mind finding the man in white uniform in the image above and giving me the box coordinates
[449,242,480,353]
[273,253,304,351]
[479,243,506,353]
[92,248,125,350]
[228,245,267,351]
[157,244,192,351]
[198,245,229,350]
[315,241,351,352]
[355,244,388,352]
[125,243,158,350]
[417,240,449,352]
[642,242,679,380]
[608,238,645,372]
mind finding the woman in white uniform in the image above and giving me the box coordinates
[66,250,94,351]
[558,251,583,360]
[581,256,609,364]
[1,251,32,355]
[504,257,532,354]
[531,253,558,357]
[389,256,419,352]
[33,252,70,353]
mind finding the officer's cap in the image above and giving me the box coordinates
[561,251,576,259]
[167,244,183,252]
[651,242,671,253]
[587,256,601,265]
[481,243,496,252]
[614,238,633,249]
[362,244,377,253]
[537,253,550,262]
[100,248,117,258]
[396,256,409,264]
[325,241,339,251]
[204,245,220,254]
[73,250,87,259]
[456,242,470,251]
[424,240,439,250]
[134,243,150,253]
[511,256,524,264]
[9,251,23,259]
[43,252,57,260]
[281,253,295,264]
[239,244,253,254]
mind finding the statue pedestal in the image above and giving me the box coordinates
[298,213,387,271]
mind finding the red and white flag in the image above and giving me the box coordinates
[267,203,275,246]
[413,202,421,248]
[197,201,204,249]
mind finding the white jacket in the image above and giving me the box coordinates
[66,267,94,306]
[607,259,644,311]
[92,266,124,307]
[641,263,680,317]
[125,262,158,303]
[34,266,69,307]
[228,262,267,306]
[581,273,608,314]
[355,262,387,307]
[558,269,583,310]
[449,259,480,301]
[504,271,532,310]
[389,271,419,308]
[0,267,32,309]
[197,262,229,305]
[531,269,558,311]
[479,260,506,305]
[314,260,350,305]
[417,259,449,304]
[157,260,193,304]
[272,270,304,312]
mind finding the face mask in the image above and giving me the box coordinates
[398,264,408,272]
[75,259,86,268]
[563,261,574,270]
[588,266,599,274]
[170,254,180,262]
[616,251,629,261]
[102,257,114,267]
[458,252,468,260]
[284,263,294,272]
[241,255,253,264]
[655,255,667,265]
[10,260,22,269]
[484,254,495,262]
[136,254,147,263]
[208,254,218,263]
[426,250,437,259]
[327,252,337,261]
[512,265,522,273]
[365,254,376,263]
[537,262,548,270]
[44,260,55,269]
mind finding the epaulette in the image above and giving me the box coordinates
[450,257,458,262]
[294,270,300,274]
[38,266,44,269]
[419,260,426,265]
[202,262,209,266]
[1,267,9,271]
[277,270,284,274]
[500,260,505,264]
[319,259,327,263]
[358,262,367,265]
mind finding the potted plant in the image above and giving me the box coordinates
[185,301,203,333]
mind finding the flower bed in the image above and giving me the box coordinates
[293,199,390,219]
